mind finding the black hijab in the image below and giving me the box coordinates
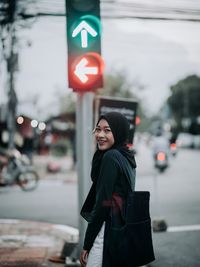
[91,112,136,182]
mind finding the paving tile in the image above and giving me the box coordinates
[0,219,79,267]
[0,247,47,261]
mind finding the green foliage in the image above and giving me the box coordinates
[59,91,76,114]
[167,74,200,133]
[99,70,136,99]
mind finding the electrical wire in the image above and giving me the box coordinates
[1,0,200,24]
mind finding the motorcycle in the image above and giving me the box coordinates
[0,149,39,191]
[154,151,168,173]
[170,143,177,157]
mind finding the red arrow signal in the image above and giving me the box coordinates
[69,52,104,91]
[74,57,98,83]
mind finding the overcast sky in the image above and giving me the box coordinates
[1,9,200,120]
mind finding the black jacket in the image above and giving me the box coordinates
[81,149,136,251]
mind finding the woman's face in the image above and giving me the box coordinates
[94,119,115,150]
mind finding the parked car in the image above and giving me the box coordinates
[176,133,196,148]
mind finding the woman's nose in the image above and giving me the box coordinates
[97,130,105,137]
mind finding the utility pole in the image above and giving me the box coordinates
[6,0,18,149]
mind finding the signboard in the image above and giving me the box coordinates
[95,96,138,144]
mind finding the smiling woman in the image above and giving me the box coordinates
[79,112,138,267]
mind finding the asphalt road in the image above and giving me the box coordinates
[136,143,200,267]
[0,143,200,266]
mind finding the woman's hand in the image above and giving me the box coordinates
[80,249,89,267]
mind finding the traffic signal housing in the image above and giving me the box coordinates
[66,0,104,91]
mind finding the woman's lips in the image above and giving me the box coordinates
[97,140,106,145]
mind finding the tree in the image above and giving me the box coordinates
[99,70,137,98]
[59,91,76,114]
[167,74,200,134]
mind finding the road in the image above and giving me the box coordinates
[0,142,200,266]
[135,142,200,267]
[0,172,78,227]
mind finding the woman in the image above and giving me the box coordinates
[80,112,136,267]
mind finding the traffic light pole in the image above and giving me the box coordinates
[75,91,94,258]
[66,1,102,260]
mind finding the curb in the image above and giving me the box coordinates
[0,219,79,267]
[0,219,79,247]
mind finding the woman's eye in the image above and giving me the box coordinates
[94,127,111,134]
[95,128,101,133]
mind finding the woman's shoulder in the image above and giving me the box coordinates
[102,149,121,161]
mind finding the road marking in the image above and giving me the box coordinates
[167,224,200,232]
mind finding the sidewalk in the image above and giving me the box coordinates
[0,219,79,267]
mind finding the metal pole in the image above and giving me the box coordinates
[7,27,17,149]
[75,91,94,257]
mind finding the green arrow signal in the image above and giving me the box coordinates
[72,21,98,48]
